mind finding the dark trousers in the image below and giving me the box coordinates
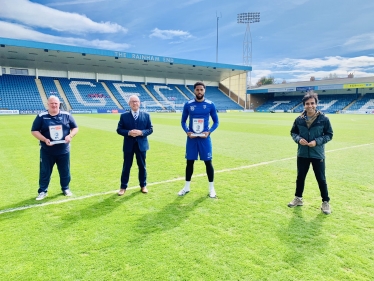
[38,149,70,193]
[120,144,147,189]
[185,160,214,182]
[295,157,330,202]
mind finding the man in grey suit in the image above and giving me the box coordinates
[117,95,153,196]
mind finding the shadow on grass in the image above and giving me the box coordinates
[130,195,208,243]
[0,193,64,218]
[59,192,140,227]
[278,207,328,267]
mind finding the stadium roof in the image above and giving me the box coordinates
[0,37,251,82]
[248,76,374,94]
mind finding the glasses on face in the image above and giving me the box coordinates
[305,102,315,106]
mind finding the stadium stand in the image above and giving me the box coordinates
[347,93,374,111]
[58,78,119,111]
[39,76,67,108]
[0,74,45,110]
[187,85,243,110]
[176,85,195,100]
[292,94,358,113]
[1,75,243,112]
[255,94,359,113]
[103,80,163,111]
[144,83,188,111]
[255,96,301,112]
[3,73,370,114]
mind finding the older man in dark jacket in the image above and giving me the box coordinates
[288,92,333,214]
[117,95,153,196]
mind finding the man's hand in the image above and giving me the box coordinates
[200,131,210,139]
[65,135,73,143]
[308,140,317,147]
[44,139,53,146]
[299,138,316,147]
[299,138,308,146]
[187,132,197,139]
[129,129,143,137]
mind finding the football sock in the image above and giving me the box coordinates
[184,181,191,191]
[209,182,215,193]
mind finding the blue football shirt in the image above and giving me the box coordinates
[181,99,219,134]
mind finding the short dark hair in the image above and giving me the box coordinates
[302,91,318,105]
[194,81,205,89]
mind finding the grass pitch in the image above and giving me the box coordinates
[0,113,373,280]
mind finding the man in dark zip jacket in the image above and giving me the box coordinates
[288,92,333,214]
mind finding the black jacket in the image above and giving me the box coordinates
[290,111,333,159]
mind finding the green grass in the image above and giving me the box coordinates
[0,113,373,281]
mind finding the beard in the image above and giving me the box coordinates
[195,94,204,101]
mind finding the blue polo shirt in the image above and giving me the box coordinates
[31,110,78,155]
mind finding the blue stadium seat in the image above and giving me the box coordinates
[0,74,45,110]
[186,85,243,110]
[348,93,374,111]
[103,80,161,111]
[57,78,119,111]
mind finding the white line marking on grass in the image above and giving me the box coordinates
[327,143,373,153]
[1,143,372,215]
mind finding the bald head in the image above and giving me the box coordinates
[47,95,61,115]
[48,95,60,103]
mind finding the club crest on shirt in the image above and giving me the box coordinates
[190,106,195,111]
[203,105,206,109]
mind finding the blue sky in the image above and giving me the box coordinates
[1,0,374,85]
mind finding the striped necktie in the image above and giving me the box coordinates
[134,112,138,120]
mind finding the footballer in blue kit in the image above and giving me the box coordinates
[31,96,79,200]
[179,81,219,198]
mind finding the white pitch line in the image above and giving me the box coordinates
[0,143,372,215]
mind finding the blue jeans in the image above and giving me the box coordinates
[38,149,71,193]
[295,157,330,202]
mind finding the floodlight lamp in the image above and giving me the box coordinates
[237,12,260,23]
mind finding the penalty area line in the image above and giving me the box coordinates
[0,142,372,215]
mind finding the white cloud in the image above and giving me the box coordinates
[272,56,374,70]
[343,33,374,52]
[149,28,192,40]
[0,21,130,50]
[250,69,274,86]
[0,0,127,34]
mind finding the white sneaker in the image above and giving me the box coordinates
[209,190,217,198]
[36,192,47,201]
[178,188,190,196]
[63,189,73,196]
